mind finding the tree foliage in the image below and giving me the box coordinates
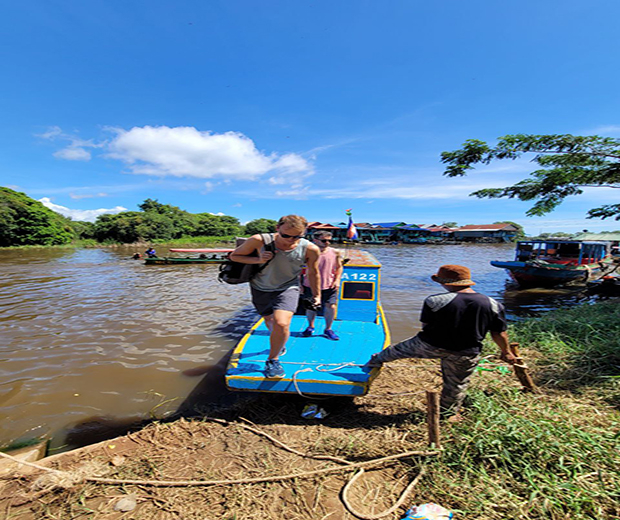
[441,134,620,220]
[92,199,243,243]
[244,218,277,235]
[0,187,74,246]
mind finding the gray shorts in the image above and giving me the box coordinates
[251,285,300,316]
[303,285,338,306]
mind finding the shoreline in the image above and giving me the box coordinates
[2,301,619,519]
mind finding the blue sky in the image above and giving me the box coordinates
[2,1,619,235]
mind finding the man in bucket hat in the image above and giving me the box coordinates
[368,264,516,419]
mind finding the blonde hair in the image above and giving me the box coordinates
[277,215,308,230]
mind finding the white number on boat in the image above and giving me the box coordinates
[341,273,377,281]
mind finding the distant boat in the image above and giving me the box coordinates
[491,240,618,288]
[225,249,390,397]
[145,248,233,265]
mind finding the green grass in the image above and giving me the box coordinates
[510,300,620,405]
[421,301,620,519]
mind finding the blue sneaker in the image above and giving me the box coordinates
[264,359,285,378]
[302,326,314,337]
[324,329,339,341]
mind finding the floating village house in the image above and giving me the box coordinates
[452,223,519,242]
[308,222,431,243]
[307,222,519,243]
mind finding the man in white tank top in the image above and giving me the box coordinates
[230,215,321,378]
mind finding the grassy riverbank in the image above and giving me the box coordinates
[0,235,238,250]
[1,302,618,519]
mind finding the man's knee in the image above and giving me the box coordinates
[272,314,293,331]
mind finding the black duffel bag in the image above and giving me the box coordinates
[218,233,276,284]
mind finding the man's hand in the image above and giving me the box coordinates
[258,251,274,263]
[312,295,321,307]
[499,350,517,365]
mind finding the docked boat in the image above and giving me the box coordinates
[491,240,618,288]
[225,249,390,397]
[144,248,233,265]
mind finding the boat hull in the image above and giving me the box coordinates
[491,260,616,288]
[225,306,390,397]
[145,257,226,265]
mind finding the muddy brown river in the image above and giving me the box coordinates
[0,244,592,451]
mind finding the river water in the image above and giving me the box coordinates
[0,244,592,451]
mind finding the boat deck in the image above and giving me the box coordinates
[226,313,387,396]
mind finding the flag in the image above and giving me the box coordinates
[346,210,358,240]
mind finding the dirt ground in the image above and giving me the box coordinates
[0,360,510,519]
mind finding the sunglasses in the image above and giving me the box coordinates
[280,232,305,239]
[318,239,332,243]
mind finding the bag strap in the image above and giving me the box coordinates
[253,233,276,277]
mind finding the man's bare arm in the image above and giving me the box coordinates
[332,250,344,289]
[490,331,516,364]
[229,235,273,264]
[305,243,322,304]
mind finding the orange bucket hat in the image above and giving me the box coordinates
[431,264,476,286]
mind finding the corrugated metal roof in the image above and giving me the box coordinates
[456,224,518,231]
[574,232,620,241]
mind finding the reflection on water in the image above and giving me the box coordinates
[0,243,599,449]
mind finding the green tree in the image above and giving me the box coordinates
[441,134,620,219]
[0,187,74,246]
[244,218,277,235]
[139,198,197,237]
[194,213,242,236]
[68,220,96,240]
[93,212,142,243]
[441,221,458,228]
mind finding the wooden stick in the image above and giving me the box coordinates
[509,342,539,393]
[426,391,441,448]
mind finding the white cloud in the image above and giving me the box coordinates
[39,197,127,222]
[37,126,63,140]
[53,147,92,161]
[106,125,313,180]
[70,192,108,200]
[38,126,102,162]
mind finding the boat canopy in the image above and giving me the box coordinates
[514,240,610,264]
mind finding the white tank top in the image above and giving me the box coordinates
[250,238,309,291]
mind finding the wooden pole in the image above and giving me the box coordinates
[426,391,441,448]
[509,342,539,393]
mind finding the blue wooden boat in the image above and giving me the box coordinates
[491,240,618,288]
[225,249,390,397]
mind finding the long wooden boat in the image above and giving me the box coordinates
[225,249,390,397]
[145,248,233,265]
[491,240,618,288]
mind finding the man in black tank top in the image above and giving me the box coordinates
[369,265,516,418]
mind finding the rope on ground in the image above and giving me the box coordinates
[0,429,438,491]
[85,448,438,487]
[341,467,426,520]
[205,416,352,465]
[0,452,64,474]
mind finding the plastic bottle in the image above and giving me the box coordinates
[402,503,453,520]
